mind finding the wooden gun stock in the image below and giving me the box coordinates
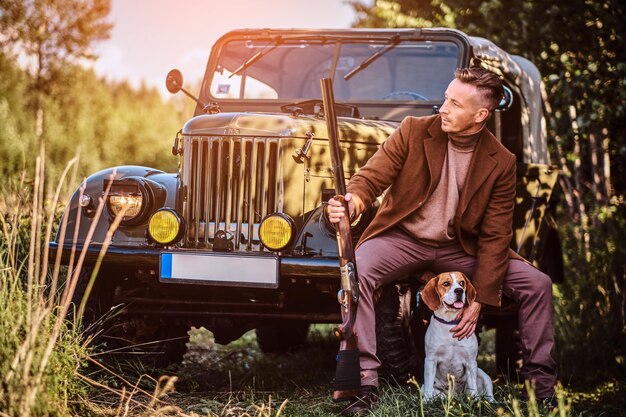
[320,78,362,400]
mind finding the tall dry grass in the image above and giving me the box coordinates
[0,148,137,417]
[0,145,134,416]
[0,145,88,416]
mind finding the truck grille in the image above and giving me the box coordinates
[181,136,283,250]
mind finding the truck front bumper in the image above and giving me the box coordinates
[48,242,342,322]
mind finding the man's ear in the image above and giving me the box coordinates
[421,277,441,312]
[474,107,490,124]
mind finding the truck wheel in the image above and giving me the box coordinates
[493,314,523,380]
[375,283,426,384]
[69,266,116,334]
[538,230,564,283]
[71,267,188,367]
[105,313,189,367]
[255,321,309,353]
[151,324,190,366]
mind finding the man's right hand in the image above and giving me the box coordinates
[327,193,356,224]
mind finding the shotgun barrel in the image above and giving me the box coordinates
[320,77,362,400]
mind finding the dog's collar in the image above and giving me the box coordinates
[432,314,460,325]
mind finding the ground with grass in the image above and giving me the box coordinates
[81,325,626,417]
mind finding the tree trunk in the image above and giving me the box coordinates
[589,132,606,214]
[602,130,613,199]
[541,84,577,220]
[553,134,577,221]
[569,105,590,258]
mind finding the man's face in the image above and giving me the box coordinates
[439,79,488,135]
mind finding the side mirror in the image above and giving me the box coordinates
[166,69,183,94]
[165,68,213,112]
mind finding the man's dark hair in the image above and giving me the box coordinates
[455,67,504,111]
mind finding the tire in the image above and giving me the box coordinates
[375,283,427,385]
[493,314,523,381]
[538,230,564,283]
[69,266,116,335]
[145,323,190,367]
[256,321,310,353]
[71,267,188,367]
[107,316,189,367]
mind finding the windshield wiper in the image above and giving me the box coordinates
[229,36,283,78]
[343,35,401,81]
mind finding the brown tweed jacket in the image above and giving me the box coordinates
[347,114,523,307]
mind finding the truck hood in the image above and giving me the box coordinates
[182,112,397,145]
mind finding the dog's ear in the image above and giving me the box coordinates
[462,273,477,306]
[421,276,441,312]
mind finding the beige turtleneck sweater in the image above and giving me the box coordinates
[400,129,482,246]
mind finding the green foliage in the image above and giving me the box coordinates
[553,200,626,383]
[0,53,35,175]
[39,65,182,179]
[0,0,112,61]
[0,0,184,182]
[0,50,183,181]
[0,0,112,96]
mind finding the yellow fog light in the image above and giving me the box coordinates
[259,213,295,251]
[148,209,183,244]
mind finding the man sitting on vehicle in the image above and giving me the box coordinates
[327,67,558,415]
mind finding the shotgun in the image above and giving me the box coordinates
[320,78,362,401]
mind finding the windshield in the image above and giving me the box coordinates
[208,38,460,102]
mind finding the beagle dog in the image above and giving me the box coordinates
[421,271,494,400]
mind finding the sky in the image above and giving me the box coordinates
[93,0,363,96]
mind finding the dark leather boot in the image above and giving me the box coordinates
[340,385,379,416]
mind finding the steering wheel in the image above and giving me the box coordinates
[382,90,429,101]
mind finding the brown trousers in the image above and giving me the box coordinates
[341,227,557,398]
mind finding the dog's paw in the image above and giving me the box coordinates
[422,390,437,401]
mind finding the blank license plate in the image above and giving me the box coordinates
[160,252,279,288]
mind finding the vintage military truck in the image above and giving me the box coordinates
[50,28,562,376]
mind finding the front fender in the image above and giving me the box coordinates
[53,165,180,249]
[293,203,377,257]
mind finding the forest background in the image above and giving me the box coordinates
[0,0,625,415]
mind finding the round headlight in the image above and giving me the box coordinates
[105,179,150,224]
[259,213,295,251]
[108,194,143,218]
[148,209,182,244]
